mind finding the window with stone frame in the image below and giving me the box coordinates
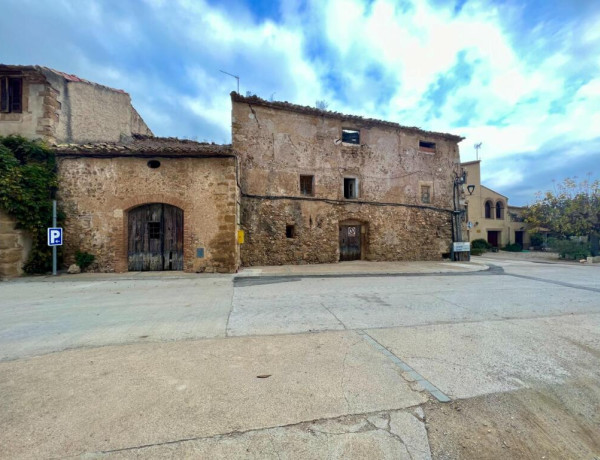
[420,185,431,203]
[344,178,358,199]
[0,77,23,113]
[342,128,360,144]
[299,175,314,196]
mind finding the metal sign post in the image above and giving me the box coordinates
[52,200,57,275]
[47,200,62,276]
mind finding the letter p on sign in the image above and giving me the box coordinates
[48,228,63,246]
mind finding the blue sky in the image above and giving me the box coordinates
[1,0,599,205]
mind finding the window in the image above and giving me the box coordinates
[147,160,161,169]
[496,201,504,219]
[419,140,436,153]
[484,200,493,219]
[0,77,23,113]
[421,185,431,204]
[148,222,161,239]
[344,178,358,199]
[299,175,314,196]
[342,128,360,144]
[286,224,296,238]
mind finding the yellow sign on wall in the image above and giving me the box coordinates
[237,229,245,244]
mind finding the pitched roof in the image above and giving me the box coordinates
[0,64,126,94]
[231,92,464,142]
[53,134,234,158]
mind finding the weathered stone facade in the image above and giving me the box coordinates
[0,65,152,144]
[232,93,463,265]
[0,210,32,278]
[56,137,239,273]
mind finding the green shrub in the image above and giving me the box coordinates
[547,238,590,260]
[0,135,62,273]
[502,243,522,252]
[75,251,95,271]
[471,247,485,256]
[530,233,544,247]
[472,239,492,250]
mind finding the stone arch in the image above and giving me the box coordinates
[113,194,191,272]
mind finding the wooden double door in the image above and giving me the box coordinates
[339,224,362,261]
[128,203,183,271]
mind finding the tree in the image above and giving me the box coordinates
[523,176,600,256]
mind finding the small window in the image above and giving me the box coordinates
[147,160,161,169]
[344,178,358,199]
[300,175,314,196]
[148,222,161,239]
[421,185,431,204]
[342,129,360,144]
[419,141,436,153]
[0,77,23,113]
[286,224,296,238]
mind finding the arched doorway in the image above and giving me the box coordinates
[127,203,183,271]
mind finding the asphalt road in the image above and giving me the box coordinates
[1,258,599,458]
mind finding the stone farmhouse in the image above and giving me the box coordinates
[1,66,466,275]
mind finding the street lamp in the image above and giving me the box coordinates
[467,184,475,195]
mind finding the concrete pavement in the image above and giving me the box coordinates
[1,256,599,458]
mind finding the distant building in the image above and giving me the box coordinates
[461,160,530,248]
[0,64,151,144]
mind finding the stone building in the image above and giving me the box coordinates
[1,64,151,144]
[1,65,154,277]
[462,160,530,248]
[233,93,464,265]
[55,136,239,273]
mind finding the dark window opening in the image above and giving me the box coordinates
[485,200,493,219]
[342,129,360,144]
[148,222,161,239]
[496,201,504,219]
[421,185,431,203]
[419,140,436,153]
[1,77,23,113]
[147,160,161,169]
[344,178,357,199]
[286,224,296,238]
[300,175,314,196]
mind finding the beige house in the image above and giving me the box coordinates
[462,160,530,248]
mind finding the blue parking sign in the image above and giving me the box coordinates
[47,227,63,246]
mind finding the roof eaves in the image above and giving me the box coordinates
[231,92,465,142]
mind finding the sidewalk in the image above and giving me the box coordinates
[237,259,489,278]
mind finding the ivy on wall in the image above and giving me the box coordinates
[0,135,62,273]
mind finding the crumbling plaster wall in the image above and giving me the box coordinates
[57,156,238,273]
[233,100,461,265]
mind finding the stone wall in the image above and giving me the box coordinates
[232,94,462,265]
[241,199,453,265]
[57,155,238,273]
[0,210,32,278]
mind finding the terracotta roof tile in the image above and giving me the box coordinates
[53,134,233,158]
[231,92,464,142]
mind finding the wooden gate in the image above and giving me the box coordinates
[339,225,361,261]
[128,203,183,271]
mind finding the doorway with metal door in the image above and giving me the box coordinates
[127,203,183,271]
[339,224,362,261]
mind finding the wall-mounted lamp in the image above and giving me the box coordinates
[467,184,475,195]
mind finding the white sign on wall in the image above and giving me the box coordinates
[453,242,470,252]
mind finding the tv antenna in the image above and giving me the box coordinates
[219,70,240,94]
[474,142,482,160]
